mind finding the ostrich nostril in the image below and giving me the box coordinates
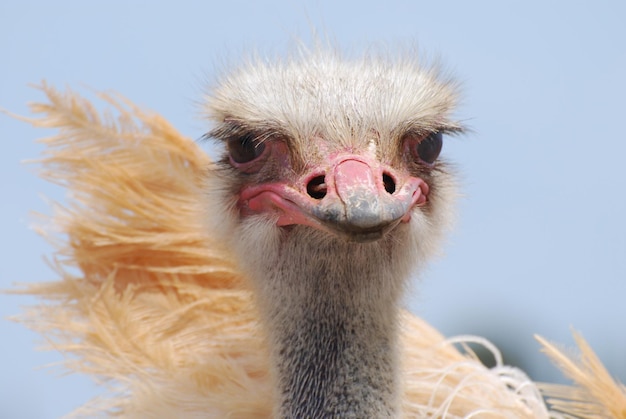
[306,175,327,199]
[382,172,396,194]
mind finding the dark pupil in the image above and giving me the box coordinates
[228,134,265,163]
[417,132,443,164]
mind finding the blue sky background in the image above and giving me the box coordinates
[2,1,625,417]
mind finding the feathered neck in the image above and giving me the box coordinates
[230,225,416,417]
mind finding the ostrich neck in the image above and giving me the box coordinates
[273,290,400,418]
[251,232,409,418]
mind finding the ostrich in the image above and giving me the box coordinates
[203,48,460,417]
[14,47,626,418]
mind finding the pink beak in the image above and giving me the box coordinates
[240,154,429,242]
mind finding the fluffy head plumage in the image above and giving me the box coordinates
[206,48,462,159]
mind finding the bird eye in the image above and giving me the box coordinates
[413,132,443,165]
[228,134,266,164]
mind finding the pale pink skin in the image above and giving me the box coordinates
[235,142,430,241]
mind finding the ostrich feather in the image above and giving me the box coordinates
[537,333,626,418]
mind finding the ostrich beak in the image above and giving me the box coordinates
[240,154,429,242]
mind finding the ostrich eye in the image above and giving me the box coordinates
[415,132,443,165]
[228,134,266,164]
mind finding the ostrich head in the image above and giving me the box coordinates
[204,48,462,417]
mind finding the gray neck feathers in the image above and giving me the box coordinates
[239,226,416,418]
[272,289,400,418]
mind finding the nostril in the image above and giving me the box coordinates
[306,175,327,199]
[382,172,396,194]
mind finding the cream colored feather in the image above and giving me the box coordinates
[12,83,625,418]
[537,333,626,418]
